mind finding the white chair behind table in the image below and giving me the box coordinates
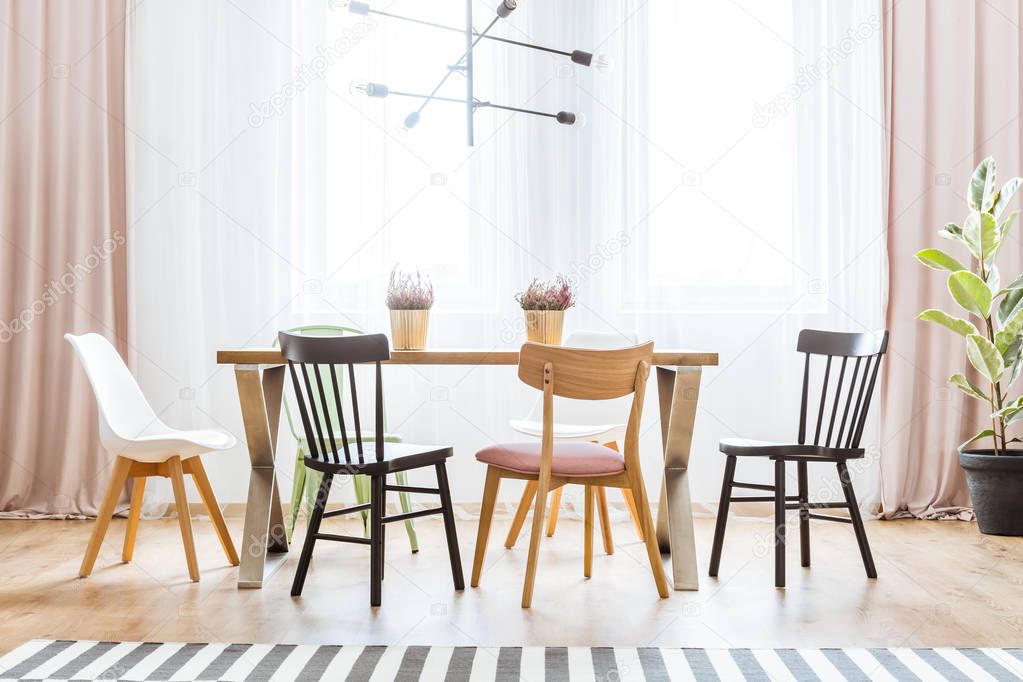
[66,333,238,582]
[505,330,646,553]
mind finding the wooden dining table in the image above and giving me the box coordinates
[215,347,718,591]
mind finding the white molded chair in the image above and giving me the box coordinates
[505,330,645,552]
[66,333,238,582]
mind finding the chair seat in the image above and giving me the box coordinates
[719,438,864,460]
[298,431,402,447]
[508,419,622,441]
[118,428,237,462]
[304,442,452,474]
[476,441,626,477]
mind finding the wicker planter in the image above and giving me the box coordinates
[523,310,565,345]
[389,309,429,350]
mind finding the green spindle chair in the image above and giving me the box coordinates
[276,325,418,551]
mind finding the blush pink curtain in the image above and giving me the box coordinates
[0,0,129,516]
[880,0,1023,518]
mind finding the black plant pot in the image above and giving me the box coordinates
[959,449,1023,536]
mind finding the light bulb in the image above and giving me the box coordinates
[556,111,577,126]
[574,112,588,129]
[593,54,613,74]
[349,80,389,98]
[496,0,516,18]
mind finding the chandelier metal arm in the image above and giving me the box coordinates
[411,15,500,124]
[356,6,576,59]
[385,90,574,124]
[341,0,586,144]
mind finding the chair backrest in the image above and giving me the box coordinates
[273,325,365,441]
[278,331,389,465]
[64,333,162,448]
[795,329,889,449]
[518,341,654,469]
[522,330,640,426]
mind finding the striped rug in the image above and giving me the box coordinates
[1,641,1021,681]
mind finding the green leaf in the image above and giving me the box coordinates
[1007,409,1023,426]
[969,157,997,212]
[939,223,964,242]
[993,177,1022,217]
[996,308,1023,351]
[1006,334,1023,386]
[918,309,979,337]
[950,373,988,400]
[963,211,999,262]
[914,248,967,272]
[1007,355,1023,389]
[992,396,1023,417]
[997,272,1023,294]
[966,333,1005,383]
[960,428,996,451]
[987,265,1001,293]
[999,288,1023,325]
[948,270,992,317]
[998,210,1019,245]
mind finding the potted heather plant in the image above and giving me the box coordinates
[515,274,576,345]
[386,267,433,350]
[916,156,1023,535]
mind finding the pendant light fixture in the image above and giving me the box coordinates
[333,0,608,146]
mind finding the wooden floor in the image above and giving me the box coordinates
[0,509,1020,655]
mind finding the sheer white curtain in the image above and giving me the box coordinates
[128,0,885,511]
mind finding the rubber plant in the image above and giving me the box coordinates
[916,156,1023,455]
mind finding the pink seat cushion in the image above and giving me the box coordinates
[475,441,625,477]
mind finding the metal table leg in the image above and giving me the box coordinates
[654,366,702,591]
[235,364,289,589]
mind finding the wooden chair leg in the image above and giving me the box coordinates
[545,487,563,537]
[522,474,551,608]
[80,456,132,577]
[628,476,670,598]
[167,456,199,582]
[774,458,786,588]
[595,486,614,555]
[292,472,333,596]
[584,485,594,578]
[621,488,644,539]
[187,457,239,566]
[797,461,810,568]
[394,470,419,553]
[838,461,877,579]
[122,476,145,562]
[285,444,306,543]
[353,474,371,536]
[709,455,736,577]
[605,442,644,540]
[504,480,536,548]
[435,462,465,590]
[471,467,501,587]
[371,475,384,605]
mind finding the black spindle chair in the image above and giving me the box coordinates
[709,329,889,588]
[279,331,464,606]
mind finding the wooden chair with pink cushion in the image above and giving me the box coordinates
[470,341,669,608]
[504,330,646,555]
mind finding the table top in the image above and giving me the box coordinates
[216,348,718,367]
